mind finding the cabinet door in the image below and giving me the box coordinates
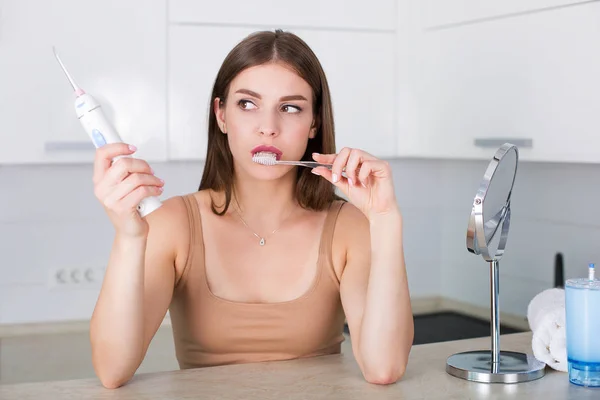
[0,0,167,164]
[422,0,589,29]
[403,1,600,163]
[169,0,396,30]
[168,26,396,160]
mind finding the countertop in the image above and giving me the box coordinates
[0,332,596,399]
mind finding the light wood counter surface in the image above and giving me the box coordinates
[0,332,597,399]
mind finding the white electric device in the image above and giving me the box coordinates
[52,47,162,218]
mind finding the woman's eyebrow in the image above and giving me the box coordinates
[234,89,308,102]
[280,95,308,102]
[235,88,261,98]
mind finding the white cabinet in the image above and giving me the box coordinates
[168,26,397,160]
[169,0,396,31]
[401,0,600,163]
[0,0,167,164]
[421,0,590,29]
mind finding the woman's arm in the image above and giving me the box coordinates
[90,196,188,389]
[89,144,190,389]
[312,149,414,384]
[338,205,413,384]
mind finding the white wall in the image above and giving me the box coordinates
[0,159,443,324]
[3,0,600,325]
[2,157,599,325]
[439,159,600,317]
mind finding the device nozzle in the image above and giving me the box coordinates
[52,46,85,95]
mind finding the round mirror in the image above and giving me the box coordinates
[467,144,518,262]
[447,143,546,384]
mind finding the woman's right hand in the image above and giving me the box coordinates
[93,143,164,238]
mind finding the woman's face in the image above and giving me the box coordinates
[215,62,316,181]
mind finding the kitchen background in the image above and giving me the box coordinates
[1,0,599,384]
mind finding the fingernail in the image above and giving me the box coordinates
[158,187,164,192]
[361,182,367,188]
[311,169,320,176]
[348,178,353,186]
[159,178,164,183]
[312,152,320,156]
[150,168,155,175]
[128,144,137,151]
[332,173,339,183]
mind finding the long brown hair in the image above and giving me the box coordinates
[198,29,340,215]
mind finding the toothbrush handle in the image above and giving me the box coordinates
[276,161,358,176]
[276,161,333,169]
[76,94,162,217]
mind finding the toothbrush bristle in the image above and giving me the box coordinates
[252,151,277,166]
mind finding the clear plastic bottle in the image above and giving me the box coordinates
[565,263,600,387]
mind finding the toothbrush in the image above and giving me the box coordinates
[53,47,162,218]
[589,263,596,281]
[252,152,334,169]
[251,152,358,180]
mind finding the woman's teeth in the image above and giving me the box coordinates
[254,151,277,158]
[252,151,278,165]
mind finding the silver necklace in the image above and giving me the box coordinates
[233,199,294,246]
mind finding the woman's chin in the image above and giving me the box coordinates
[245,165,295,181]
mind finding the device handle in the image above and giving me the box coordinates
[77,96,163,217]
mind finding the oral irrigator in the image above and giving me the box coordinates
[52,47,162,217]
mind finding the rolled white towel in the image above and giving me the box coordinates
[527,288,565,332]
[531,306,568,372]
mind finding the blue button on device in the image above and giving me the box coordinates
[91,129,107,147]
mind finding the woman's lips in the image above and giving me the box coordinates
[251,145,283,161]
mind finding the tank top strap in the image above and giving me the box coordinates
[317,200,346,286]
[175,193,203,290]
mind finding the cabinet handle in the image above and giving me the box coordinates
[44,141,94,152]
[474,138,533,149]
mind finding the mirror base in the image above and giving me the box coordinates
[446,350,546,383]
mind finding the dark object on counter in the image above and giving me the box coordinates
[343,311,524,345]
[554,252,564,288]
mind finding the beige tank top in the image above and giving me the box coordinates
[168,194,347,368]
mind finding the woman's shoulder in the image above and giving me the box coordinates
[144,193,193,240]
[155,190,213,216]
[143,191,210,272]
[332,200,370,247]
[335,200,368,228]
[144,190,215,237]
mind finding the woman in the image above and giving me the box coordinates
[90,29,413,389]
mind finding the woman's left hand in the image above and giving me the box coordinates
[311,148,400,219]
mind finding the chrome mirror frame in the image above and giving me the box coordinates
[446,143,546,384]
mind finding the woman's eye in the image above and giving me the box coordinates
[281,104,301,113]
[238,100,257,110]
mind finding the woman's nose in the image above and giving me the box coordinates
[260,127,278,137]
[258,111,280,137]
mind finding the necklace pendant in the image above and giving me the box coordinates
[259,238,265,246]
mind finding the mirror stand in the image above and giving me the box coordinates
[445,144,546,384]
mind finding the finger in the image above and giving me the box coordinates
[312,152,336,164]
[125,185,163,212]
[331,147,351,184]
[311,166,350,194]
[358,160,390,187]
[103,175,163,211]
[106,185,163,215]
[357,161,374,188]
[110,173,164,203]
[345,150,363,187]
[104,157,154,186]
[93,143,137,184]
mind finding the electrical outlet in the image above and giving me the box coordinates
[48,266,106,290]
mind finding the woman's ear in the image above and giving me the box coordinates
[309,120,317,139]
[214,97,227,134]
